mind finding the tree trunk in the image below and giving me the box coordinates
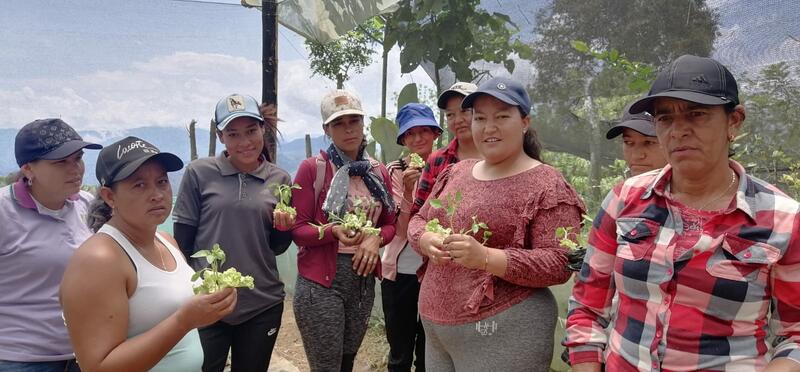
[434,66,447,148]
[380,26,389,118]
[336,77,344,89]
[208,119,217,156]
[261,0,278,163]
[583,76,602,206]
[305,134,312,158]
[188,119,198,161]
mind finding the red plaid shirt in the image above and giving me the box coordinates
[565,160,800,371]
[411,139,460,215]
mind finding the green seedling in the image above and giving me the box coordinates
[409,153,426,169]
[426,192,492,244]
[311,200,381,240]
[191,244,255,294]
[271,183,302,217]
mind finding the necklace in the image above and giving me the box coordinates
[117,227,167,270]
[694,170,737,211]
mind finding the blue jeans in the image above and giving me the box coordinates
[0,359,80,372]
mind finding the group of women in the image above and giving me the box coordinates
[3,54,800,372]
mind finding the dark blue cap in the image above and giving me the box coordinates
[606,102,657,139]
[14,118,102,167]
[460,77,531,114]
[395,103,442,145]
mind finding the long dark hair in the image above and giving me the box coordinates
[87,188,113,233]
[519,109,543,161]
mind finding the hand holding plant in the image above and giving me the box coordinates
[191,244,255,294]
[311,200,381,240]
[422,192,493,268]
[272,183,301,231]
[556,215,592,272]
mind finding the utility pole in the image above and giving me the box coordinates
[262,0,278,163]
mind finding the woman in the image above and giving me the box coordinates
[381,103,442,372]
[0,119,101,372]
[60,136,237,371]
[408,77,585,372]
[172,94,294,372]
[290,89,397,372]
[565,55,800,372]
[411,82,481,215]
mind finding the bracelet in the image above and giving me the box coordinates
[483,246,490,271]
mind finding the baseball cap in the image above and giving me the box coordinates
[15,118,102,167]
[96,136,183,187]
[461,77,531,114]
[395,103,442,145]
[606,102,657,139]
[320,90,366,125]
[214,94,264,131]
[437,82,478,109]
[629,54,739,114]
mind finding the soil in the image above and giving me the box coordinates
[270,298,390,372]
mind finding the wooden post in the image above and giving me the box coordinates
[305,134,312,158]
[262,0,279,163]
[188,119,198,161]
[208,119,217,157]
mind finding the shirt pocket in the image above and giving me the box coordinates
[615,217,660,261]
[706,233,780,283]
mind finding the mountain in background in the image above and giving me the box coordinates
[0,127,328,186]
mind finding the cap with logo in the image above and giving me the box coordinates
[15,118,102,167]
[395,103,442,145]
[320,89,366,125]
[461,77,531,115]
[629,54,739,115]
[437,82,479,109]
[96,136,184,187]
[215,94,264,131]
[606,102,657,139]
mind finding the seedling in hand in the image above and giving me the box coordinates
[271,183,301,218]
[191,244,255,294]
[409,153,425,169]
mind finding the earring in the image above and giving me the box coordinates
[26,178,33,187]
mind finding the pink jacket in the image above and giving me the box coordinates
[290,150,396,287]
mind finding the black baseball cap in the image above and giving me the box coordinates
[15,118,102,167]
[629,54,739,114]
[461,77,531,114]
[606,102,657,139]
[96,136,183,186]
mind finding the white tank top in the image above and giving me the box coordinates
[99,224,203,372]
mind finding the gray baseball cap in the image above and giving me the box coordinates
[215,94,264,130]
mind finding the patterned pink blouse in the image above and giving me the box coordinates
[407,160,586,324]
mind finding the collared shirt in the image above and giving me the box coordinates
[172,152,291,325]
[565,160,800,371]
[411,139,460,215]
[0,180,93,362]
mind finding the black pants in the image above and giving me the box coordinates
[381,273,425,372]
[199,302,284,372]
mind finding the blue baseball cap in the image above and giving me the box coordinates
[461,77,531,115]
[395,103,442,145]
[214,94,263,130]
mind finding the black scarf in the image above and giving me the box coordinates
[322,143,395,218]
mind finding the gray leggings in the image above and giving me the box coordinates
[294,254,376,372]
[422,289,557,372]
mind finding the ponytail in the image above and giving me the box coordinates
[87,190,113,233]
[523,126,543,162]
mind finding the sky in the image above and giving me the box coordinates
[2,0,799,142]
[0,0,432,140]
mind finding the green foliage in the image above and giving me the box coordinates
[543,151,625,217]
[426,192,492,243]
[388,0,531,81]
[271,183,301,217]
[571,41,656,93]
[305,19,381,88]
[396,83,419,110]
[408,153,425,169]
[732,62,800,200]
[191,244,255,294]
[311,199,381,239]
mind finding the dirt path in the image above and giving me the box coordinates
[270,298,389,372]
